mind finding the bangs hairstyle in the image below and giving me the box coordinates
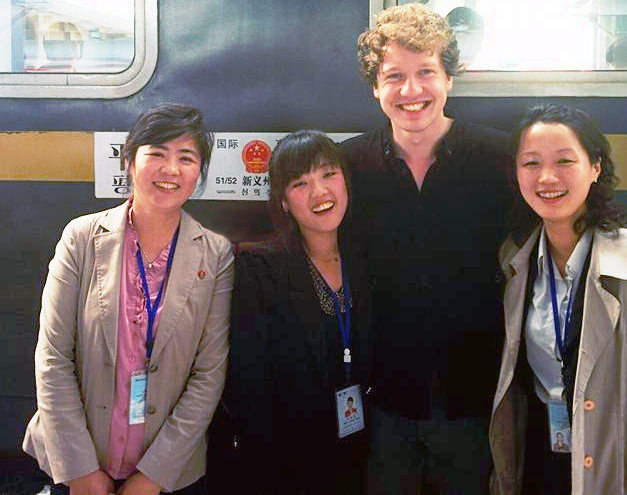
[122,103,214,191]
[357,2,463,87]
[268,130,350,249]
[511,103,627,243]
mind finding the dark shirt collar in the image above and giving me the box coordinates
[381,117,458,163]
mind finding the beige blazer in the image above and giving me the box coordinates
[23,202,234,492]
[490,227,627,495]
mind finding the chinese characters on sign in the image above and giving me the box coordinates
[95,132,357,200]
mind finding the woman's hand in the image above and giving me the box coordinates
[116,472,162,495]
[69,470,114,495]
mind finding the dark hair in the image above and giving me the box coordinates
[122,103,213,191]
[511,103,627,243]
[268,130,350,251]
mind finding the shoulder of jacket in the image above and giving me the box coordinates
[498,236,519,270]
[181,211,232,253]
[237,236,286,262]
[62,204,125,240]
[595,228,627,280]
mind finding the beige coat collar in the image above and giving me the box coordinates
[91,201,207,364]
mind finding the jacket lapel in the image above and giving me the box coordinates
[574,231,623,399]
[150,211,204,363]
[93,202,128,362]
[493,228,540,410]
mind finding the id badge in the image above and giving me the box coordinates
[548,399,571,453]
[129,370,147,425]
[335,384,365,439]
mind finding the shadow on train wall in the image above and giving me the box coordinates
[1,0,626,469]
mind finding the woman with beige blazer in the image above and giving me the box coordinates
[23,104,234,495]
[490,104,627,494]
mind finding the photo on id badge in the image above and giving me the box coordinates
[548,400,571,453]
[336,384,365,439]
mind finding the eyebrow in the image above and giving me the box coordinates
[148,144,200,157]
[315,161,339,170]
[179,148,200,157]
[380,62,438,73]
[519,148,576,154]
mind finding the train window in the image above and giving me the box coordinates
[0,0,157,98]
[370,0,627,96]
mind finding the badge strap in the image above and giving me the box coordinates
[328,258,352,382]
[136,227,180,360]
[546,244,575,362]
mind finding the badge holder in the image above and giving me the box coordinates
[547,399,571,453]
[129,369,147,425]
[335,384,365,439]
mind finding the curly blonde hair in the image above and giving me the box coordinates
[357,3,463,86]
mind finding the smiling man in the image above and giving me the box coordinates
[340,4,513,494]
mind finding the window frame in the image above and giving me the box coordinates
[0,0,157,99]
[369,0,627,97]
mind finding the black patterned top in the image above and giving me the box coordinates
[305,254,351,316]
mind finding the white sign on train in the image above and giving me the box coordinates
[94,132,358,200]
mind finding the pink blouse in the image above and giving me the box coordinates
[106,211,171,480]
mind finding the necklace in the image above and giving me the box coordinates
[304,246,340,263]
[143,243,169,269]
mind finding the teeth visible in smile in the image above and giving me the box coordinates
[155,181,179,189]
[312,201,334,213]
[538,191,566,199]
[400,102,428,111]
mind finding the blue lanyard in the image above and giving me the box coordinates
[546,246,575,362]
[135,228,180,360]
[328,259,352,382]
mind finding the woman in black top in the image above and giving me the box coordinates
[224,130,373,494]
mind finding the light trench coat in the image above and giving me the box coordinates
[490,227,627,495]
[23,202,234,491]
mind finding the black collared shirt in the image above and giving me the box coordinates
[341,121,514,419]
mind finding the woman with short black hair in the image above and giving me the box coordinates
[23,103,233,495]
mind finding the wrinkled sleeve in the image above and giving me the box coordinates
[34,219,101,484]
